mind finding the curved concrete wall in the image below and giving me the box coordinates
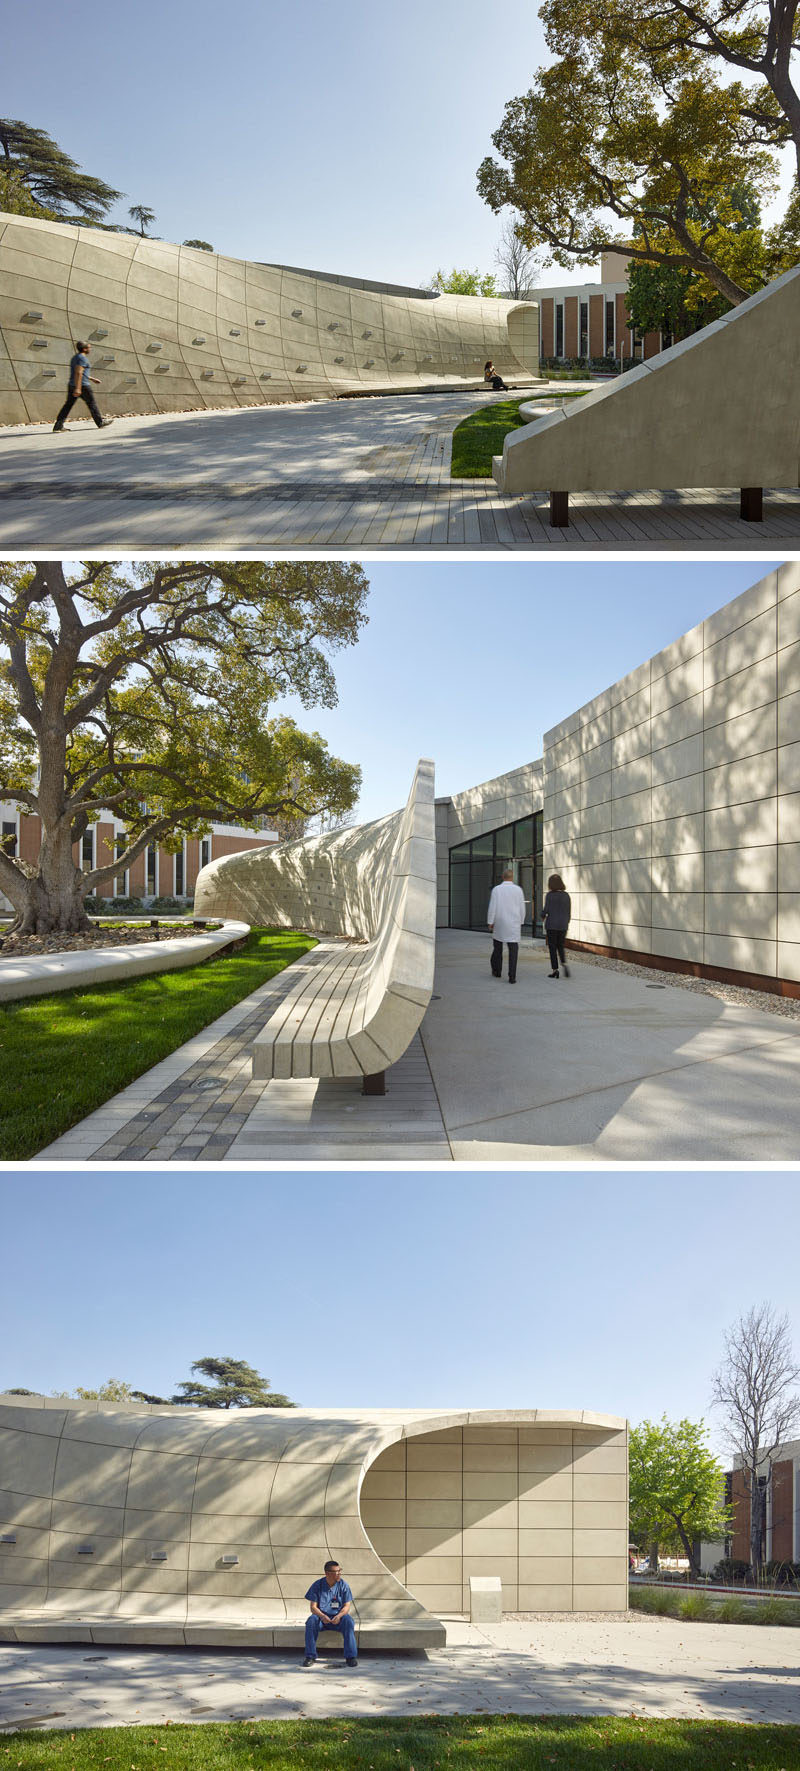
[0,213,539,424]
[0,1396,627,1644]
[494,266,800,494]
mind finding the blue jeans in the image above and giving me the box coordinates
[305,1611,357,1658]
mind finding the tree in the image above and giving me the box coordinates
[430,268,500,297]
[629,1417,732,1580]
[170,1356,293,1409]
[560,1,800,188]
[477,2,786,305]
[183,238,214,252]
[495,214,543,298]
[0,560,368,935]
[0,119,122,221]
[129,204,156,236]
[711,1303,800,1573]
[72,1379,137,1402]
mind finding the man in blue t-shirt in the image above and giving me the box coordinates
[53,340,114,432]
[302,1559,358,1666]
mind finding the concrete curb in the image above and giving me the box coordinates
[0,919,250,1002]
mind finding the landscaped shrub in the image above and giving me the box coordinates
[149,895,189,913]
[679,1592,714,1620]
[763,1560,800,1588]
[713,1557,751,1584]
[108,895,144,913]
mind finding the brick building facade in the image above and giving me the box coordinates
[536,251,664,366]
[0,803,276,908]
[730,1442,800,1563]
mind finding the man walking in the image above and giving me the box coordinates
[302,1559,358,1667]
[53,340,114,432]
[487,866,527,984]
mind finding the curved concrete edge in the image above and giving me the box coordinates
[493,264,800,494]
[0,212,540,423]
[204,761,437,1081]
[0,1398,625,1646]
[0,919,250,1002]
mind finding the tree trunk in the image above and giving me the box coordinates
[648,1539,660,1576]
[9,825,91,935]
[750,1474,767,1581]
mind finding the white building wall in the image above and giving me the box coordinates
[542,562,800,983]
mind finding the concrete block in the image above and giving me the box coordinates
[469,1575,502,1623]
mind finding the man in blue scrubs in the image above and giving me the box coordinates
[302,1559,358,1666]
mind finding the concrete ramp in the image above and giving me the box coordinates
[493,266,800,521]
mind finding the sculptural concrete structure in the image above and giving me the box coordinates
[438,562,800,990]
[0,214,540,424]
[493,266,800,525]
[195,759,436,1090]
[0,1394,628,1646]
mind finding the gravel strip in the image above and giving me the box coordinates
[575,948,800,1021]
[0,923,221,959]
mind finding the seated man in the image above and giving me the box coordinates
[302,1559,358,1667]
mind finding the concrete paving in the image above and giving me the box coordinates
[34,943,449,1164]
[1,391,799,550]
[421,933,800,1161]
[1,1614,798,1729]
[31,930,800,1165]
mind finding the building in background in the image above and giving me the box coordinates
[537,251,664,366]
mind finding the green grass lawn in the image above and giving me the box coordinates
[631,1584,800,1625]
[3,1716,800,1769]
[0,928,315,1161]
[450,396,586,478]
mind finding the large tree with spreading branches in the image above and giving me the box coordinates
[0,119,122,221]
[477,0,799,305]
[0,560,368,935]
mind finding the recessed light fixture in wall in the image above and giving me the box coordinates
[259,371,272,380]
[146,342,163,353]
[0,1533,16,1544]
[192,336,206,345]
[77,1545,94,1555]
[255,318,266,326]
[220,1554,239,1565]
[22,310,43,321]
[150,1551,168,1561]
[91,328,109,340]
[296,364,307,372]
[229,328,241,337]
[30,338,48,349]
[291,309,303,318]
[362,329,372,338]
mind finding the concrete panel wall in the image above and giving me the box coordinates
[435,762,543,926]
[0,1399,624,1642]
[542,561,800,983]
[495,265,800,494]
[361,1422,629,1614]
[0,213,539,423]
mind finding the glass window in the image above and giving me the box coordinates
[448,810,543,933]
[579,301,589,358]
[605,298,615,356]
[146,844,157,896]
[1,820,17,857]
[81,828,94,872]
[200,838,211,870]
[175,847,184,896]
[555,303,564,357]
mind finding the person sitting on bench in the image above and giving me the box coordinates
[302,1559,358,1666]
[484,359,508,391]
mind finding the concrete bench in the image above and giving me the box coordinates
[195,759,437,1095]
[492,265,800,526]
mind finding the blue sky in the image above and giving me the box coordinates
[276,559,783,821]
[2,1168,798,1453]
[13,1,795,289]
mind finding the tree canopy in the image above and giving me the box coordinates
[0,119,122,221]
[169,1355,293,1409]
[477,0,798,303]
[0,560,368,934]
[430,268,500,296]
[629,1417,732,1578]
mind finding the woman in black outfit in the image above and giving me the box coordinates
[484,359,508,391]
[543,873,571,978]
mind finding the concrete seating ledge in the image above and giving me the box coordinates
[0,1616,443,1651]
[0,918,250,1002]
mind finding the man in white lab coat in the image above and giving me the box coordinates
[487,867,527,984]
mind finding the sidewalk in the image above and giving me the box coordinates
[34,931,800,1165]
[1,392,798,549]
[1,1612,797,1727]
